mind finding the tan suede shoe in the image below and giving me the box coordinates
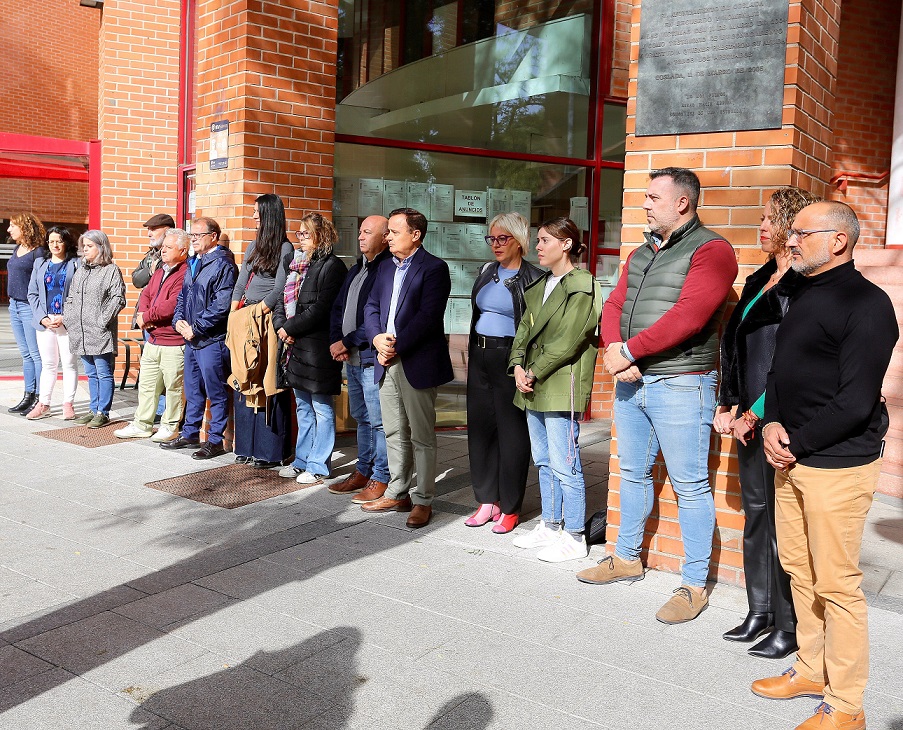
[655,586,708,624]
[751,667,826,700]
[795,702,864,730]
[576,555,643,585]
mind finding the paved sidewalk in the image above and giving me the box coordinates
[1,346,902,728]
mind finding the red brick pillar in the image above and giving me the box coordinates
[606,0,842,584]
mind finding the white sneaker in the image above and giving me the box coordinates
[537,532,588,563]
[278,465,302,478]
[114,423,153,439]
[512,522,560,549]
[151,426,178,443]
[296,471,325,485]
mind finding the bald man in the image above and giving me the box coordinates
[328,215,393,499]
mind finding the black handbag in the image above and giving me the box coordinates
[584,509,607,546]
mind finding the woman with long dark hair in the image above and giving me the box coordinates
[509,217,602,563]
[714,186,820,659]
[273,213,347,484]
[6,212,46,414]
[229,194,295,467]
[26,227,80,420]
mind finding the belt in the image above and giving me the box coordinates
[474,334,514,349]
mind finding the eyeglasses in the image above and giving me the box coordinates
[188,231,213,240]
[295,230,312,240]
[485,234,515,247]
[787,228,837,241]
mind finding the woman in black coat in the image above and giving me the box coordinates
[714,186,820,659]
[273,213,348,485]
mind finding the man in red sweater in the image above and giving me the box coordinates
[115,229,189,443]
[576,168,737,624]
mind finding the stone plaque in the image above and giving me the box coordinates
[636,0,789,136]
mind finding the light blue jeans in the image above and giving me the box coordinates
[613,372,717,587]
[346,363,389,483]
[292,389,335,476]
[81,353,115,415]
[526,409,586,534]
[9,298,42,393]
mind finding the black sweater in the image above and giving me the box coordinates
[764,261,898,468]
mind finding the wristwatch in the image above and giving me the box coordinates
[620,342,634,363]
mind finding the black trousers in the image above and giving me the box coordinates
[466,345,531,515]
[737,436,796,632]
[233,390,294,463]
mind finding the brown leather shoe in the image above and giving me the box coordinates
[795,703,864,730]
[406,504,432,529]
[328,471,370,495]
[351,479,388,504]
[751,667,826,700]
[360,495,412,513]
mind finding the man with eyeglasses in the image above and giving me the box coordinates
[751,202,897,730]
[327,215,393,501]
[164,217,238,459]
[577,167,738,625]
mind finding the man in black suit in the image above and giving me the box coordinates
[362,208,453,528]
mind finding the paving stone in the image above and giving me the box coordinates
[113,583,237,631]
[0,645,54,689]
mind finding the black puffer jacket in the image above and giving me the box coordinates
[272,252,348,395]
[718,257,806,412]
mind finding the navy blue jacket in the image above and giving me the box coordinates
[173,246,237,349]
[329,247,392,367]
[363,246,453,389]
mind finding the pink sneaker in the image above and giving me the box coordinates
[26,403,52,420]
[62,402,76,420]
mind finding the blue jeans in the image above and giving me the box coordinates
[346,363,389,483]
[9,298,42,393]
[292,389,335,476]
[81,353,115,415]
[613,372,717,588]
[526,409,586,534]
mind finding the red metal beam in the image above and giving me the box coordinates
[0,159,88,182]
[89,140,102,229]
[0,132,91,157]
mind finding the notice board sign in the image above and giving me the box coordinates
[209,121,229,170]
[636,0,788,136]
[454,190,487,218]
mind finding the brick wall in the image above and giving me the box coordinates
[193,0,339,252]
[610,0,631,98]
[605,0,843,584]
[97,0,182,338]
[828,0,901,248]
[494,0,593,29]
[0,0,99,224]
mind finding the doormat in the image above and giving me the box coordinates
[37,420,129,448]
[146,464,317,508]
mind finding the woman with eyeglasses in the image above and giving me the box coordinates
[6,213,47,415]
[26,227,80,420]
[229,193,295,468]
[509,217,602,563]
[273,214,348,485]
[465,212,544,533]
[714,186,820,659]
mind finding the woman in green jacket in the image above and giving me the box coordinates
[509,217,602,563]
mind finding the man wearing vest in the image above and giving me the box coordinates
[577,167,738,624]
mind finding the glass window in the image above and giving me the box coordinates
[337,0,595,158]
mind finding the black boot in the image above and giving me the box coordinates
[8,392,36,414]
[723,611,773,642]
[748,629,798,659]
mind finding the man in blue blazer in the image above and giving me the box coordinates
[362,207,453,528]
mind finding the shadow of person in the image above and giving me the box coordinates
[873,517,903,546]
[424,692,494,729]
[130,627,362,730]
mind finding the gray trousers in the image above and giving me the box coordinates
[379,358,438,505]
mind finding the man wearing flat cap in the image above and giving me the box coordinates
[133,213,176,289]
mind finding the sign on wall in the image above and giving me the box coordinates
[454,190,487,218]
[209,120,229,170]
[636,0,789,136]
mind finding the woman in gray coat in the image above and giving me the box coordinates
[64,230,126,428]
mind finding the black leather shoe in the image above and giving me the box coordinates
[749,630,798,659]
[192,441,227,460]
[251,459,281,469]
[723,612,773,642]
[9,392,36,414]
[160,436,200,450]
[235,455,252,464]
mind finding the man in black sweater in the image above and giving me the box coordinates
[752,201,898,730]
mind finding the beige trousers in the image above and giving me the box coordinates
[775,459,880,714]
[133,342,185,431]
